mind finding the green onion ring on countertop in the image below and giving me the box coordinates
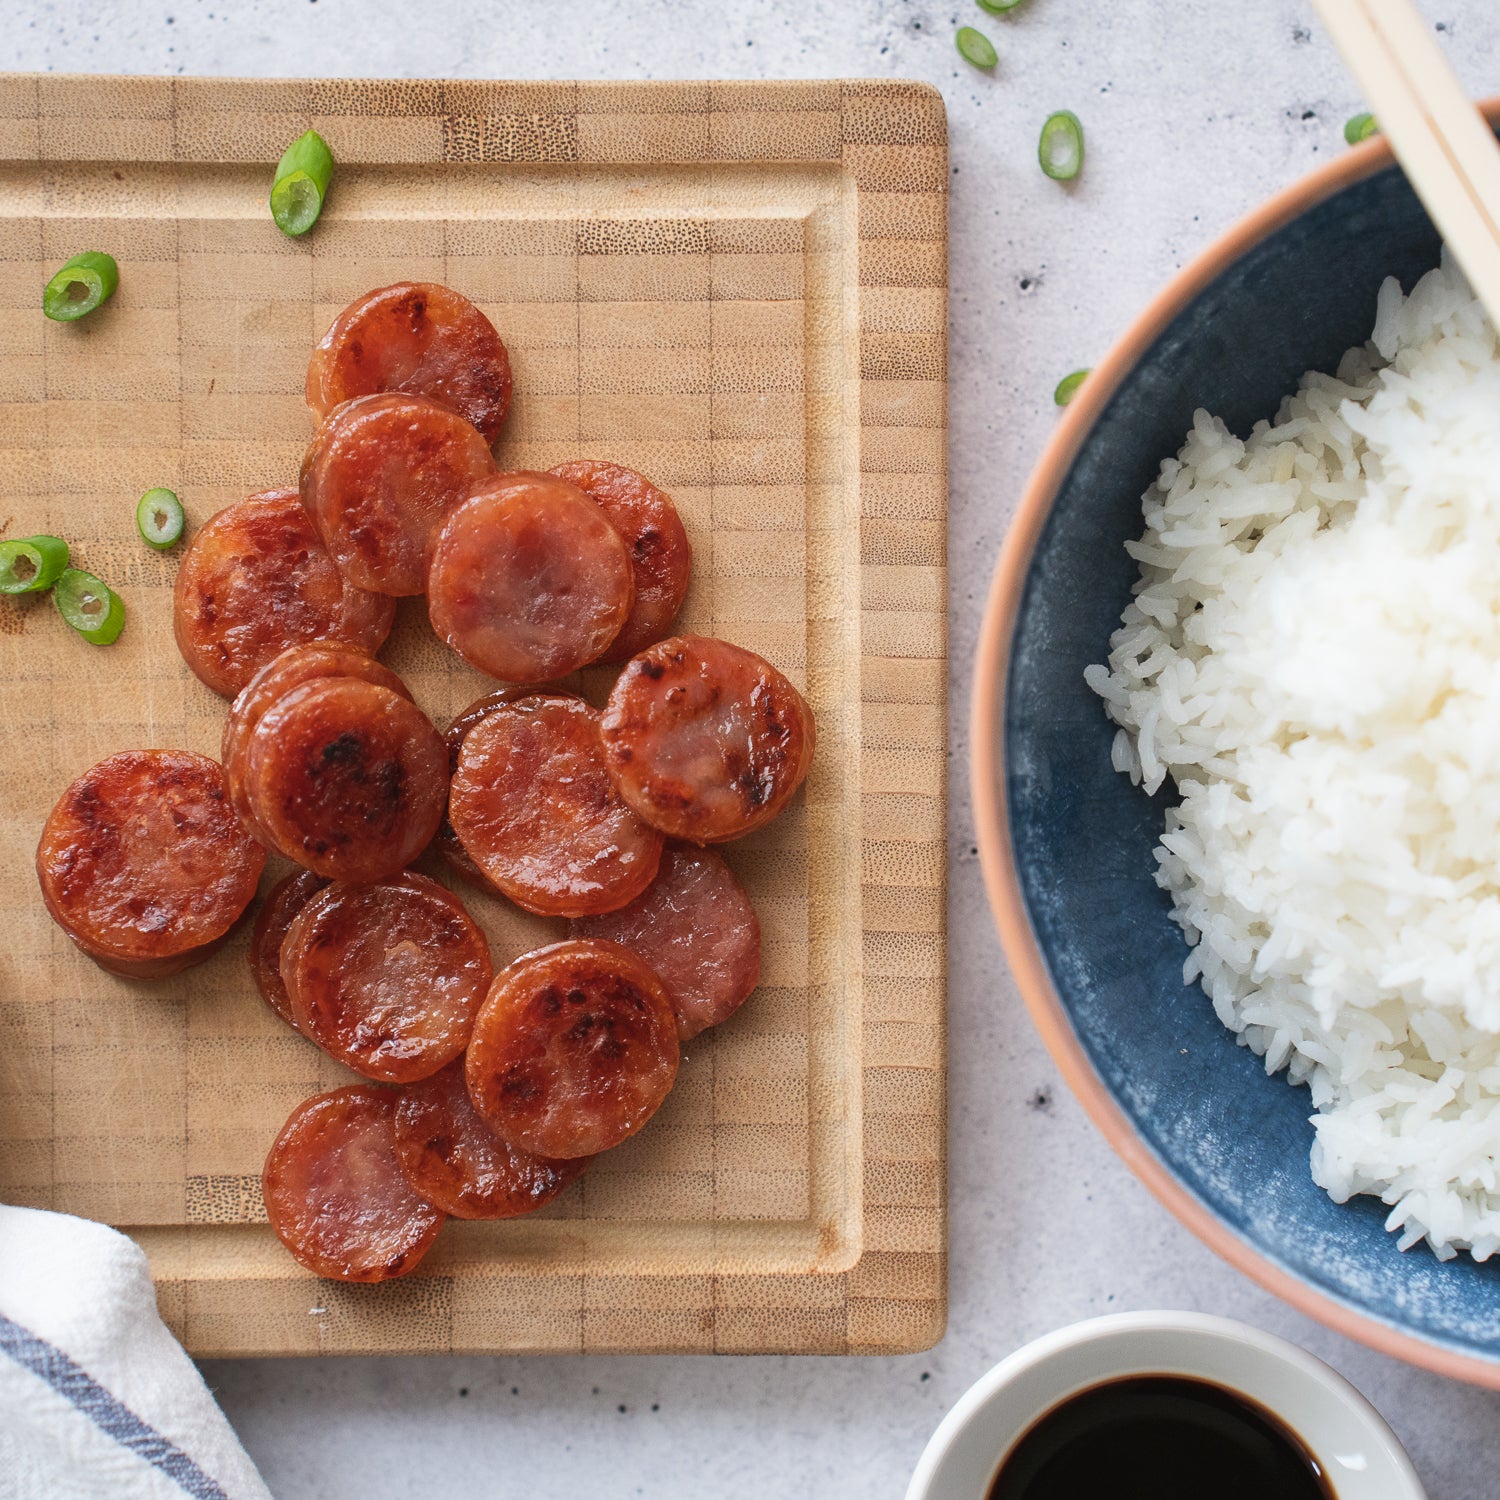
[1039,111,1084,180]
[1053,368,1091,406]
[956,26,999,68]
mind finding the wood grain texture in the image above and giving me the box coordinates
[0,76,947,1356]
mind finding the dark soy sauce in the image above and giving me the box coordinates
[987,1375,1334,1500]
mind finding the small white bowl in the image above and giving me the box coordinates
[907,1312,1426,1500]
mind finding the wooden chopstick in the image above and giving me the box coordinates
[1310,0,1500,333]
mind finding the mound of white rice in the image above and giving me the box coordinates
[1087,254,1500,1260]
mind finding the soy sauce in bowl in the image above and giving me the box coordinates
[988,1375,1333,1500]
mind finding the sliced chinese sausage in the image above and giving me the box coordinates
[448,694,662,917]
[172,489,394,699]
[36,750,265,980]
[243,677,447,883]
[427,473,634,684]
[433,688,522,895]
[282,874,492,1084]
[223,642,412,841]
[393,1061,589,1219]
[573,844,760,1040]
[306,282,513,443]
[300,392,495,596]
[446,687,524,749]
[466,940,679,1159]
[248,869,328,1031]
[549,461,692,664]
[262,1085,445,1283]
[600,635,816,844]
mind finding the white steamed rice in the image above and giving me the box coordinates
[1087,253,1500,1260]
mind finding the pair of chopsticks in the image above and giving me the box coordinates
[1311,0,1500,334]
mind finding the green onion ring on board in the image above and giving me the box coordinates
[42,252,119,322]
[270,129,335,237]
[0,535,70,594]
[136,489,185,551]
[54,568,126,645]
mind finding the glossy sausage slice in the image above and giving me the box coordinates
[282,874,492,1083]
[448,694,662,917]
[393,1061,589,1219]
[466,939,679,1159]
[36,750,266,979]
[306,282,513,443]
[433,688,522,895]
[573,844,760,1039]
[549,461,692,663]
[172,489,394,699]
[223,642,412,841]
[300,393,495,596]
[248,869,328,1030]
[243,677,447,882]
[262,1085,446,1282]
[599,635,816,843]
[427,473,634,684]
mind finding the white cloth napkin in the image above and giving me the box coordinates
[0,1205,272,1500]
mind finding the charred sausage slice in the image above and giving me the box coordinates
[573,843,760,1039]
[549,460,691,663]
[427,472,633,684]
[282,874,492,1084]
[393,1060,588,1219]
[447,694,662,917]
[222,642,412,842]
[173,489,394,699]
[36,750,265,979]
[300,392,495,597]
[262,1085,446,1282]
[433,688,524,895]
[248,870,328,1031]
[242,677,447,883]
[306,282,513,443]
[465,939,679,1159]
[599,635,815,843]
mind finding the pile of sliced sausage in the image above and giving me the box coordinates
[34,283,814,1283]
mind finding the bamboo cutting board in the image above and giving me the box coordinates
[0,76,948,1356]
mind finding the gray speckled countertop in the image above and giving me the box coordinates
[13,1,1500,1495]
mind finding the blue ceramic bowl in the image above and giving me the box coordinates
[971,111,1500,1386]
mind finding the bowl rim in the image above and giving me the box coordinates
[969,99,1500,1389]
[905,1311,1427,1500]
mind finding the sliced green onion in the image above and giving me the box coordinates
[977,0,1026,11]
[1344,112,1379,145]
[955,26,998,68]
[1039,111,1085,180]
[136,488,185,550]
[1054,368,1091,406]
[270,129,335,237]
[55,568,125,645]
[0,535,70,594]
[43,252,119,322]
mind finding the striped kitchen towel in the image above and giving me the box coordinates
[0,1205,272,1500]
